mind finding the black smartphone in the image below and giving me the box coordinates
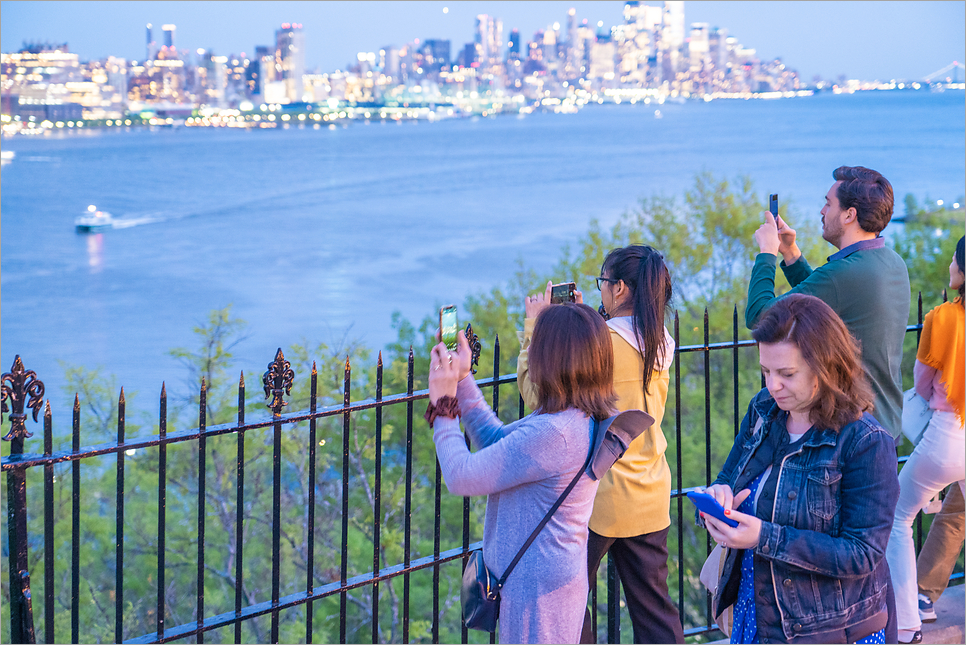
[769,193,779,218]
[550,282,576,304]
[439,305,458,350]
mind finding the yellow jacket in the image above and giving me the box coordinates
[517,317,673,537]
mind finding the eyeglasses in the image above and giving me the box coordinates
[596,276,619,290]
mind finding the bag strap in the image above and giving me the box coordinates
[495,416,599,590]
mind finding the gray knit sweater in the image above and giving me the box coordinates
[433,377,599,644]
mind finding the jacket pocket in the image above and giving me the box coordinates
[806,467,842,523]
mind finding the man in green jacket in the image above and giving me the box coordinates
[745,165,910,439]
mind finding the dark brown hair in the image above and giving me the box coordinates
[956,235,965,301]
[752,294,874,431]
[833,165,894,234]
[529,303,618,419]
[602,245,673,394]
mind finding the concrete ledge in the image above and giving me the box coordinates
[924,582,964,645]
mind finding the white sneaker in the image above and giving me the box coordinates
[918,593,937,622]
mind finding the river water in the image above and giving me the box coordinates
[2,90,964,415]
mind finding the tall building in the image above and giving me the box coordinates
[688,22,709,71]
[507,29,521,58]
[275,23,305,102]
[145,24,156,62]
[474,14,503,70]
[422,39,451,70]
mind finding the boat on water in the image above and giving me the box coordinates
[1,150,14,164]
[75,205,114,232]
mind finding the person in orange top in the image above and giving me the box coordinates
[517,245,683,643]
[886,235,965,644]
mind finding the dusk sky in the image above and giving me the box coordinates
[2,1,963,82]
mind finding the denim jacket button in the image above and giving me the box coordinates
[793,623,802,632]
[783,578,792,587]
[787,490,797,500]
[762,544,770,553]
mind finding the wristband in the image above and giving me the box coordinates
[424,395,460,427]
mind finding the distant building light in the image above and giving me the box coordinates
[937,199,944,206]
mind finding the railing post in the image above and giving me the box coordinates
[262,348,294,645]
[2,355,45,644]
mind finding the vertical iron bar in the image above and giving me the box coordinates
[306,365,316,644]
[915,292,923,554]
[704,309,713,627]
[403,348,414,644]
[158,384,167,641]
[591,580,598,641]
[340,358,351,644]
[3,355,41,644]
[674,313,684,625]
[607,556,619,643]
[115,387,126,644]
[519,392,524,420]
[235,373,245,644]
[72,394,80,644]
[491,336,500,415]
[461,428,470,645]
[271,380,283,645]
[197,379,207,644]
[432,455,441,644]
[43,401,54,644]
[372,354,383,645]
[733,306,740,438]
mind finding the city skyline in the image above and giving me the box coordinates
[2,1,964,83]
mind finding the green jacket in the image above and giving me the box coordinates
[745,241,910,437]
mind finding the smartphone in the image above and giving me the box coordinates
[439,305,458,350]
[550,282,576,304]
[687,490,739,528]
[769,193,779,218]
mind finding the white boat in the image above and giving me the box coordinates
[75,205,114,232]
[0,150,14,164]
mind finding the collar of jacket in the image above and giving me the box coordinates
[749,389,840,450]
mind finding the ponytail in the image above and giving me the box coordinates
[602,245,673,393]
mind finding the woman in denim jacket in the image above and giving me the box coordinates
[699,294,899,644]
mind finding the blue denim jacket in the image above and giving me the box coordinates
[711,389,899,643]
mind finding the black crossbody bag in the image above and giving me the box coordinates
[460,409,653,632]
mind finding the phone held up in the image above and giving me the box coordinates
[769,193,779,219]
[550,282,576,304]
[439,305,459,350]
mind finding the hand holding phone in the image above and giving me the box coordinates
[550,282,576,304]
[687,490,739,528]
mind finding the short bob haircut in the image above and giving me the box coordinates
[833,165,894,234]
[753,294,874,431]
[528,303,618,419]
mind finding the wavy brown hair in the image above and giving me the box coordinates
[752,294,874,431]
[529,303,618,419]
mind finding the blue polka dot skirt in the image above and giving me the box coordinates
[727,470,886,644]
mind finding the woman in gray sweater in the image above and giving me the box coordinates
[427,304,618,644]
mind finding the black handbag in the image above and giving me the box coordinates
[460,410,653,632]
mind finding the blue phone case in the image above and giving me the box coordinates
[687,491,739,528]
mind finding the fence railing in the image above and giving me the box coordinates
[2,297,957,644]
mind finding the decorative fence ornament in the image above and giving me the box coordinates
[2,355,45,443]
[262,348,295,413]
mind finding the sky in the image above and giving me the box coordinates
[1,1,964,82]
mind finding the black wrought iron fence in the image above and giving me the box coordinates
[2,297,958,644]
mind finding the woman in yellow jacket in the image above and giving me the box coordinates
[517,245,683,643]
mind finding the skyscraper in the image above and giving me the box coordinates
[474,14,503,70]
[275,23,305,103]
[162,24,176,50]
[145,24,155,62]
